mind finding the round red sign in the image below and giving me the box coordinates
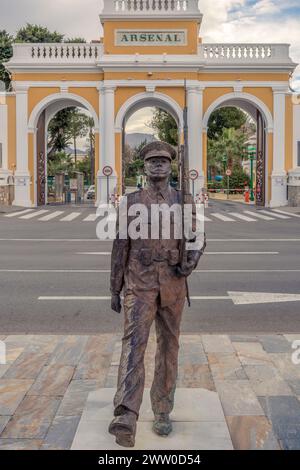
[103,166,113,177]
[189,169,199,181]
[226,169,232,177]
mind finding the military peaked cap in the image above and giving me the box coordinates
[140,141,177,162]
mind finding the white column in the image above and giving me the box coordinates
[187,85,205,196]
[0,97,11,185]
[270,87,288,207]
[96,85,117,206]
[13,86,32,207]
[287,100,300,206]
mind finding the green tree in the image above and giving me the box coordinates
[84,117,95,185]
[15,24,64,43]
[47,108,76,157]
[149,109,178,146]
[0,30,13,90]
[65,38,86,43]
[222,166,250,191]
[68,110,89,165]
[47,151,74,177]
[208,107,247,140]
[207,127,247,179]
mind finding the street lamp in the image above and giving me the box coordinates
[248,145,256,203]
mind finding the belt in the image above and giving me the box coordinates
[130,249,179,266]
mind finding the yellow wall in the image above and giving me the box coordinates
[103,20,199,55]
[243,87,273,114]
[13,73,103,82]
[203,88,233,112]
[28,88,60,119]
[198,72,289,82]
[68,87,99,115]
[115,87,145,117]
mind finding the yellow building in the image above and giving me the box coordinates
[0,0,300,207]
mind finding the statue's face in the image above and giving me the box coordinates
[144,156,172,180]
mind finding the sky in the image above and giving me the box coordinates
[1,0,300,134]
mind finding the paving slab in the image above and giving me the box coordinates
[226,416,280,450]
[71,388,233,450]
[214,380,265,416]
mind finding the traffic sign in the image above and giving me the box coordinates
[102,166,113,177]
[226,169,232,177]
[189,169,199,181]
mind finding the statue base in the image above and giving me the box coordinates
[71,388,233,450]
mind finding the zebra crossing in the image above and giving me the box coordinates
[2,207,299,224]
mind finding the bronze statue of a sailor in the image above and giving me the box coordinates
[109,141,206,448]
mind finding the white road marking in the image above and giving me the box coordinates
[0,269,110,273]
[205,252,279,255]
[0,269,300,274]
[76,251,278,256]
[38,292,300,305]
[210,213,235,222]
[243,211,275,221]
[228,291,300,305]
[197,214,212,222]
[39,211,64,221]
[60,212,81,222]
[84,214,99,222]
[19,210,49,220]
[77,252,111,255]
[0,238,300,242]
[260,210,291,220]
[228,212,256,222]
[4,209,35,218]
[272,209,300,218]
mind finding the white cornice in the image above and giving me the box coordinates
[13,80,290,89]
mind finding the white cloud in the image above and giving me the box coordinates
[1,0,299,86]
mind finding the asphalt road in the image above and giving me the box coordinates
[0,200,300,334]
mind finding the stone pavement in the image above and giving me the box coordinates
[0,333,300,450]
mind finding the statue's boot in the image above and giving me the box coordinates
[108,411,137,448]
[153,413,173,436]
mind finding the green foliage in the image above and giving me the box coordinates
[47,151,74,177]
[15,24,64,43]
[64,38,87,43]
[0,30,13,90]
[208,127,247,176]
[47,108,76,156]
[125,140,147,178]
[222,166,250,190]
[208,107,247,140]
[149,109,178,146]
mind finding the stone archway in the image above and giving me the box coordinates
[115,91,183,194]
[28,93,99,206]
[203,92,274,207]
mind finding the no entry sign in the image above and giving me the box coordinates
[189,169,199,181]
[226,169,232,177]
[103,166,113,177]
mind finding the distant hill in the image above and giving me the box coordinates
[126,133,157,149]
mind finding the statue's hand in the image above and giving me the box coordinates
[175,259,196,278]
[111,293,122,314]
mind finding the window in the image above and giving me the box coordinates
[298,141,300,167]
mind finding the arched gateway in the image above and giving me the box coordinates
[1,0,300,207]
